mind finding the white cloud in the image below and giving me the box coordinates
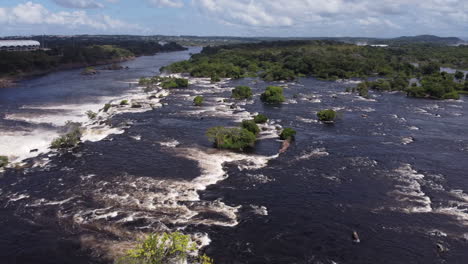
[52,0,104,9]
[0,2,143,32]
[192,0,468,33]
[147,0,184,8]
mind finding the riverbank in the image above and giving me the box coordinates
[0,56,136,88]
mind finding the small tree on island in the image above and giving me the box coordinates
[206,126,256,150]
[231,86,252,99]
[280,128,296,140]
[241,120,260,135]
[117,232,214,264]
[253,114,268,124]
[0,156,8,168]
[193,96,204,106]
[261,86,285,104]
[317,109,337,122]
[454,71,464,81]
[51,125,82,149]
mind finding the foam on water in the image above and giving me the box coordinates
[296,148,330,160]
[401,137,415,145]
[388,164,432,213]
[0,129,59,163]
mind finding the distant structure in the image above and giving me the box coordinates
[356,42,389,47]
[0,40,41,52]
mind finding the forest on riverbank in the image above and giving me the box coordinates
[162,40,468,99]
[0,40,186,84]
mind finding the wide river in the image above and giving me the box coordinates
[1,49,468,264]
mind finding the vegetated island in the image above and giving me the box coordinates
[161,40,468,100]
[0,39,187,88]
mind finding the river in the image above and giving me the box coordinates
[1,49,468,264]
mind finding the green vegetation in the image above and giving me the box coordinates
[406,72,462,99]
[81,66,97,75]
[253,114,268,124]
[0,36,186,79]
[279,128,296,140]
[261,86,285,103]
[120,100,129,106]
[210,74,221,83]
[163,40,468,82]
[118,232,212,264]
[86,110,97,119]
[50,126,82,149]
[161,77,189,89]
[231,86,252,99]
[356,82,369,98]
[241,120,260,135]
[193,96,204,106]
[454,71,465,80]
[139,76,189,90]
[206,126,257,150]
[0,156,8,168]
[103,103,112,112]
[317,109,337,122]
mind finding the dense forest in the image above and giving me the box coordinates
[162,40,468,99]
[0,39,186,78]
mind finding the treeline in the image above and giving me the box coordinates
[0,39,186,77]
[162,40,468,99]
[163,41,468,80]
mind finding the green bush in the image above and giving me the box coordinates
[86,110,97,119]
[120,100,129,106]
[261,86,285,103]
[0,156,8,168]
[231,86,252,99]
[357,83,369,98]
[206,127,256,150]
[253,114,268,124]
[103,103,112,112]
[280,128,296,140]
[442,91,460,100]
[51,127,82,149]
[317,109,337,122]
[241,120,260,135]
[210,74,221,83]
[194,96,204,106]
[161,78,189,89]
[119,232,197,264]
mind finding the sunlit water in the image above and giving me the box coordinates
[1,50,468,264]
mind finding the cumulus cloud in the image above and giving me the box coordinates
[192,0,468,33]
[0,2,143,32]
[52,0,104,9]
[147,0,184,8]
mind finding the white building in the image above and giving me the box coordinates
[0,40,41,51]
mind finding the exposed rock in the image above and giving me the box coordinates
[0,78,16,88]
[436,243,448,253]
[105,63,124,71]
[279,138,291,153]
[352,231,360,243]
[30,149,39,153]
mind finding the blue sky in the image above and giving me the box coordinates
[0,0,467,38]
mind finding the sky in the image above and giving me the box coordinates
[0,0,467,38]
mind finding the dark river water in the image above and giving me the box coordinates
[1,49,468,264]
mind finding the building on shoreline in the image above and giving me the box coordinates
[0,40,41,52]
